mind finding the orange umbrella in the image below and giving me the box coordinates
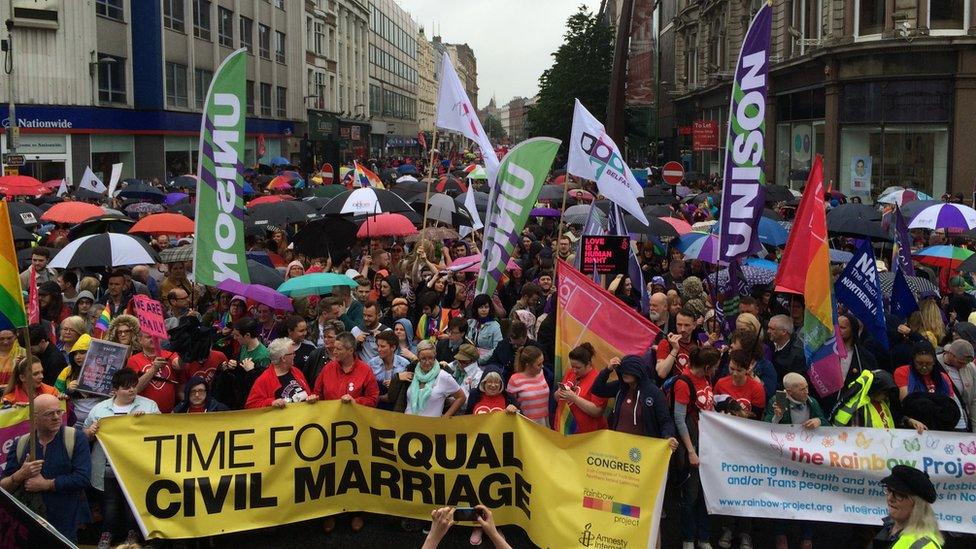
[41,202,104,224]
[0,175,49,197]
[128,213,194,236]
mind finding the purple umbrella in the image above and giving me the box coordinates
[164,192,189,205]
[216,279,293,311]
[530,207,562,217]
[908,203,976,231]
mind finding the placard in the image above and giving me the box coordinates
[132,295,167,339]
[692,120,719,151]
[77,338,130,396]
[580,235,630,275]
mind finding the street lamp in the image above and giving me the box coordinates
[88,51,117,104]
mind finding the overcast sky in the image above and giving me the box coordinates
[397,0,603,109]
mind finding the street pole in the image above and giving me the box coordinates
[605,0,633,145]
[4,4,18,158]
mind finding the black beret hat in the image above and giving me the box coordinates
[881,465,937,504]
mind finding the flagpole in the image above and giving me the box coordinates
[557,176,571,239]
[422,130,440,229]
[20,327,39,461]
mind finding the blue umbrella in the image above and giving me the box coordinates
[270,156,290,166]
[829,249,854,263]
[710,216,788,246]
[243,182,255,195]
[397,164,419,175]
[744,258,778,272]
[278,273,358,298]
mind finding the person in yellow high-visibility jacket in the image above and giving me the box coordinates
[830,369,927,432]
[873,465,943,548]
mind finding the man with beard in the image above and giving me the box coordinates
[353,301,391,362]
[655,308,698,383]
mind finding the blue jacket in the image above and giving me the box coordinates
[592,360,676,439]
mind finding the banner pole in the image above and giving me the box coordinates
[421,130,440,229]
[20,327,38,461]
[557,176,571,239]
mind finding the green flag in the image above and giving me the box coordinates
[477,137,561,297]
[193,49,250,286]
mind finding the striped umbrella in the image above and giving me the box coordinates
[877,188,932,206]
[913,245,974,269]
[676,231,721,264]
[908,203,976,231]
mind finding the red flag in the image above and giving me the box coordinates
[257,134,266,159]
[27,267,39,325]
[775,155,826,295]
[418,132,427,150]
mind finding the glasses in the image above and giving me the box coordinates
[189,388,207,395]
[884,487,909,502]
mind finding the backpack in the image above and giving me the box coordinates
[663,374,698,478]
[16,427,77,463]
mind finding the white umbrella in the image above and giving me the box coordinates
[396,174,418,183]
[49,233,158,269]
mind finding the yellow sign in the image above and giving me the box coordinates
[3,166,18,176]
[98,402,670,546]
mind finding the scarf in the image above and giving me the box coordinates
[407,363,441,414]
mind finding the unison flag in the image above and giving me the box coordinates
[834,239,889,349]
[193,49,250,286]
[555,259,660,383]
[892,205,915,276]
[717,2,771,263]
[567,99,647,226]
[775,155,843,397]
[476,138,560,297]
[0,202,27,330]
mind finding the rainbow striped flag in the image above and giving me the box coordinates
[554,259,660,382]
[94,306,112,337]
[0,202,27,330]
[554,401,579,435]
[353,161,384,189]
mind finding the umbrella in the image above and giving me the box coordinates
[829,249,854,263]
[269,156,290,166]
[530,207,561,218]
[744,258,778,272]
[877,189,933,206]
[16,247,34,270]
[247,200,318,226]
[277,273,358,298]
[709,216,788,246]
[129,213,194,236]
[676,232,720,263]
[397,164,419,175]
[301,196,332,210]
[357,213,418,238]
[393,180,427,194]
[709,265,776,289]
[448,253,520,273]
[292,216,359,259]
[692,220,717,232]
[762,207,784,221]
[643,186,679,205]
[899,199,940,222]
[248,195,293,207]
[11,225,34,242]
[566,189,596,204]
[217,279,293,310]
[167,203,195,219]
[764,184,796,204]
[320,188,414,216]
[659,216,693,235]
[67,215,135,240]
[454,190,489,209]
[245,259,286,288]
[118,181,165,202]
[159,244,193,263]
[410,193,470,226]
[878,272,940,299]
[168,175,198,189]
[49,233,158,269]
[908,203,976,231]
[0,175,49,197]
[164,192,189,205]
[266,177,294,191]
[538,184,565,202]
[125,202,166,215]
[826,203,888,240]
[396,174,419,184]
[562,204,595,226]
[306,184,347,199]
[405,227,461,242]
[41,201,104,224]
[625,216,680,239]
[434,175,467,195]
[913,245,973,269]
[6,202,42,228]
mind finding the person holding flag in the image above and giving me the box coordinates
[553,343,608,435]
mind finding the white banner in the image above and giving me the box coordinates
[699,412,976,533]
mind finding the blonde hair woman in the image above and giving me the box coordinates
[908,297,945,347]
[876,465,943,547]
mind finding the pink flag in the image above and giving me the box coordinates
[27,268,39,325]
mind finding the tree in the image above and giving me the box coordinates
[483,114,506,142]
[527,5,614,152]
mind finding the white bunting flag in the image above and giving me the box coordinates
[55,178,68,197]
[78,166,106,193]
[435,53,498,185]
[107,162,123,197]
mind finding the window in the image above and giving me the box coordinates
[260,83,271,116]
[276,86,286,117]
[165,62,188,107]
[930,0,966,31]
[193,0,210,40]
[240,17,253,53]
[163,0,185,32]
[274,0,284,8]
[275,31,286,63]
[218,7,233,47]
[96,0,123,20]
[258,24,270,58]
[97,54,125,103]
[314,22,325,55]
[246,80,255,114]
[314,72,327,110]
[685,33,698,87]
[856,0,884,36]
[194,68,213,110]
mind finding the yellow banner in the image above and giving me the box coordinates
[97,402,669,546]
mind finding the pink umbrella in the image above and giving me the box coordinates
[448,253,521,273]
[658,216,693,235]
[216,279,293,311]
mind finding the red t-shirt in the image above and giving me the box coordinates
[714,375,766,415]
[674,369,715,412]
[893,365,955,395]
[313,359,379,407]
[656,338,693,379]
[554,367,608,434]
[182,350,227,386]
[472,393,509,415]
[127,350,182,413]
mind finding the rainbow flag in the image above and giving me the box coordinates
[774,155,844,397]
[353,161,384,189]
[0,202,27,330]
[554,259,660,383]
[94,306,112,337]
[554,401,579,435]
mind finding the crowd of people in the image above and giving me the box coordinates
[1,156,971,549]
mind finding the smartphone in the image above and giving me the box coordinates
[773,390,789,410]
[453,507,480,522]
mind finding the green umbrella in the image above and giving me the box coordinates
[277,272,358,298]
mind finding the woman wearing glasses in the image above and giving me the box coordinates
[874,465,943,549]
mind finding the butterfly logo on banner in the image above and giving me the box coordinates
[903,438,921,452]
[960,441,976,455]
[856,432,872,450]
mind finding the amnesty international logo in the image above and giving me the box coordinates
[579,523,595,547]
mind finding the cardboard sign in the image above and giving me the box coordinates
[580,235,630,275]
[78,338,131,396]
[132,295,167,339]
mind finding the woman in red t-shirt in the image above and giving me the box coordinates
[554,343,608,434]
[894,341,955,401]
[713,349,766,418]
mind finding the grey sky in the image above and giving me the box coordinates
[397,0,603,109]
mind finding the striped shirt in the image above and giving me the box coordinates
[507,372,550,425]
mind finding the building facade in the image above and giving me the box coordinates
[416,26,437,135]
[0,0,304,184]
[303,0,339,171]
[368,0,419,157]
[332,0,370,161]
[661,0,976,200]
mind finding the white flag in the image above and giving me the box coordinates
[435,53,498,185]
[55,178,68,197]
[461,180,484,235]
[107,162,123,197]
[78,166,106,193]
[567,99,648,226]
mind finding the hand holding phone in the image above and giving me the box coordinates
[453,507,482,522]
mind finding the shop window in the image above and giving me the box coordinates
[193,0,211,41]
[840,126,948,200]
[194,68,213,110]
[165,150,199,180]
[856,0,884,36]
[776,121,825,187]
[165,62,188,108]
[96,0,123,20]
[163,0,184,32]
[218,7,233,47]
[97,54,126,104]
[258,24,271,59]
[930,0,966,31]
[240,17,253,53]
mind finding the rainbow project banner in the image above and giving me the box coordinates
[699,412,976,534]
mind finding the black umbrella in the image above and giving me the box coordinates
[11,225,34,242]
[118,180,166,202]
[878,271,940,299]
[827,204,888,240]
[247,258,285,288]
[764,184,796,204]
[391,187,422,202]
[392,180,427,195]
[538,184,565,202]
[48,233,158,269]
[301,196,332,210]
[67,215,136,240]
[623,215,680,238]
[74,187,105,202]
[292,216,359,259]
[168,175,198,190]
[247,200,318,227]
[319,188,414,216]
[643,186,679,205]
[166,203,195,219]
[16,246,34,270]
[6,202,42,228]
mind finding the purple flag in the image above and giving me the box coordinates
[717,3,772,264]
[608,204,648,314]
[892,205,916,276]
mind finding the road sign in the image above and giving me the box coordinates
[3,154,26,167]
[3,166,18,176]
[662,161,684,185]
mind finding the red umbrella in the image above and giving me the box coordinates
[356,213,418,238]
[658,216,693,235]
[41,201,104,224]
[42,179,65,189]
[247,195,293,207]
[552,174,567,185]
[435,175,467,194]
[128,213,195,236]
[568,189,595,203]
[0,175,50,196]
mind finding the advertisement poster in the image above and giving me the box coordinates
[851,155,872,196]
[78,338,131,396]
